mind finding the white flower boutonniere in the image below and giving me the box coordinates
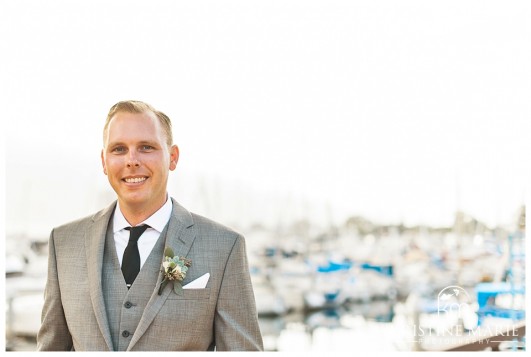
[158,247,192,296]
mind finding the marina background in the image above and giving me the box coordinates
[2,0,529,352]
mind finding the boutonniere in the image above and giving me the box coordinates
[158,247,192,296]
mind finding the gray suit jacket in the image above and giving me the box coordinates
[37,198,263,351]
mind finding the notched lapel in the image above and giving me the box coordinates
[84,202,116,352]
[165,199,197,258]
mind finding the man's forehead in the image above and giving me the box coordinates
[106,111,162,140]
[104,108,172,148]
[108,110,161,131]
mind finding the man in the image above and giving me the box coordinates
[37,100,263,351]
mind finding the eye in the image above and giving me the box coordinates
[141,145,155,151]
[111,146,126,153]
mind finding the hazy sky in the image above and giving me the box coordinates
[2,0,529,237]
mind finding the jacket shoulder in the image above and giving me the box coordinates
[190,212,243,241]
[52,202,115,236]
[54,214,94,232]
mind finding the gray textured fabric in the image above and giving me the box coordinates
[102,216,167,351]
[37,199,263,351]
[102,216,128,350]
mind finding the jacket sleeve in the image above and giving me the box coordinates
[214,234,263,351]
[36,229,73,351]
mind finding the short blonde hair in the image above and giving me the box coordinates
[103,100,173,147]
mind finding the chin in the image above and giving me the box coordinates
[120,193,150,206]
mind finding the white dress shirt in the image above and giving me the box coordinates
[113,197,173,268]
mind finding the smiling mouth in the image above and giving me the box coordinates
[123,177,147,183]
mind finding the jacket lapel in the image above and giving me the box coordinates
[127,198,197,351]
[84,201,116,351]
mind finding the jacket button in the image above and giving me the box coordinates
[124,301,133,309]
[122,330,130,338]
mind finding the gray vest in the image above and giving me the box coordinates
[102,219,168,351]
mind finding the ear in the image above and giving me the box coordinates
[169,145,179,171]
[101,149,107,175]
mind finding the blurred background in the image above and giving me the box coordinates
[2,0,528,352]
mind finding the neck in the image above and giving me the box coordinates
[118,197,167,226]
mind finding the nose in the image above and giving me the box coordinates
[126,151,141,168]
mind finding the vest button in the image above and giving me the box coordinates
[122,330,131,338]
[124,301,133,309]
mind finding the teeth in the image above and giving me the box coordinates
[125,177,146,183]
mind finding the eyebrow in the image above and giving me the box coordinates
[137,140,159,147]
[107,140,159,148]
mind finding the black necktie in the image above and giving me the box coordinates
[122,225,149,288]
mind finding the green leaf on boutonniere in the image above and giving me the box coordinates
[174,282,183,296]
[164,247,174,258]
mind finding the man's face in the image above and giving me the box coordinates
[101,111,178,214]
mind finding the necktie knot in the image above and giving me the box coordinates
[125,224,150,243]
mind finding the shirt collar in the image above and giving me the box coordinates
[113,197,173,233]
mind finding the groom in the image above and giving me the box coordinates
[37,100,263,351]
